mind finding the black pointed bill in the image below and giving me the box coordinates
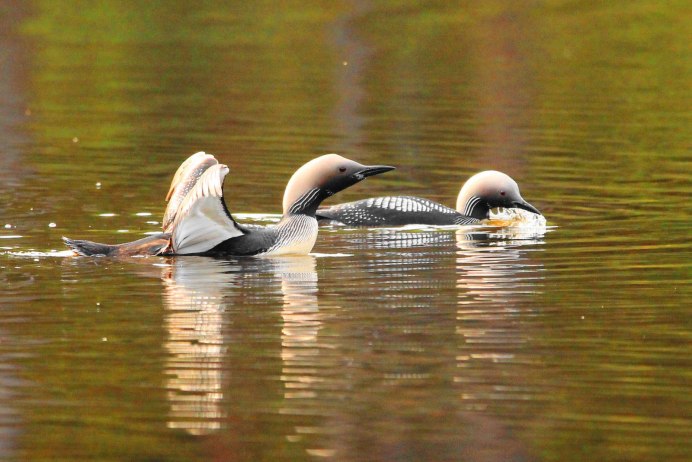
[512,200,541,215]
[354,165,396,180]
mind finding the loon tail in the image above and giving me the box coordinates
[63,234,171,257]
[62,237,118,256]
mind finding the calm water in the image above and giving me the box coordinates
[1,1,690,461]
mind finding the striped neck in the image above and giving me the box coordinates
[286,187,329,216]
[460,195,490,220]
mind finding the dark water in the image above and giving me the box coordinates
[1,1,690,461]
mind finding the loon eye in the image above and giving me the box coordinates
[500,191,506,196]
[338,166,347,173]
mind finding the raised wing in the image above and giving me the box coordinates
[168,163,245,254]
[163,152,220,233]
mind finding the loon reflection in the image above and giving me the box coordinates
[456,226,547,306]
[161,257,239,435]
[274,256,323,412]
[455,225,546,406]
[157,220,547,445]
[160,255,320,435]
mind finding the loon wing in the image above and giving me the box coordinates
[168,163,245,254]
[163,152,220,232]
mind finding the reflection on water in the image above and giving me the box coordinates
[0,6,29,457]
[0,341,21,462]
[339,228,458,250]
[277,256,320,405]
[160,255,322,439]
[456,220,547,306]
[330,0,372,155]
[0,3,30,193]
[275,256,334,457]
[161,258,238,435]
[305,228,546,461]
[158,243,547,458]
[455,227,546,409]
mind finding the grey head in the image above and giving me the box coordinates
[455,170,540,220]
[282,154,395,216]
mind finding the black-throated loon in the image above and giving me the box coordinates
[316,170,540,227]
[63,152,394,257]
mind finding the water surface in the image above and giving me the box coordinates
[0,1,690,461]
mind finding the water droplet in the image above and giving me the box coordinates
[48,222,57,228]
[96,182,102,189]
[4,224,11,229]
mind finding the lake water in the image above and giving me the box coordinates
[0,1,690,461]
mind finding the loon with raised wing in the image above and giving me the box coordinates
[63,152,394,256]
[316,170,540,226]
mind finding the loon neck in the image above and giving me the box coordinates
[285,187,330,217]
[459,195,490,220]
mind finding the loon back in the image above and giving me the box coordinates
[316,196,478,227]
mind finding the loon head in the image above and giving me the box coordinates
[455,170,540,220]
[283,154,395,216]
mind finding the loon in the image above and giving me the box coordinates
[63,152,394,257]
[316,170,540,226]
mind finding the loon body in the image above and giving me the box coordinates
[64,152,393,257]
[316,170,540,227]
[317,196,478,227]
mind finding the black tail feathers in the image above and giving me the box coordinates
[62,237,116,256]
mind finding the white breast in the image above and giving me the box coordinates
[264,216,319,256]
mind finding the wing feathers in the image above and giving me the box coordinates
[168,163,244,254]
[163,152,219,232]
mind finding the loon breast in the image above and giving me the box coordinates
[265,215,319,256]
[209,215,318,256]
